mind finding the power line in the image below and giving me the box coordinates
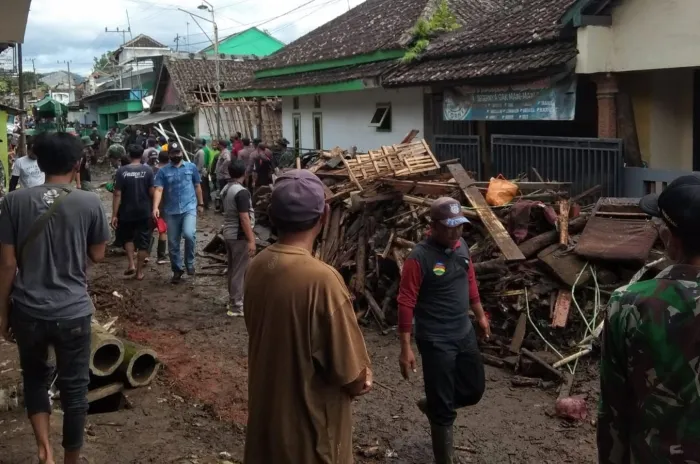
[184,0,323,42]
[193,0,342,51]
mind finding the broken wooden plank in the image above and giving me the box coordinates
[509,313,528,354]
[380,178,457,196]
[87,383,124,403]
[448,164,525,262]
[353,222,367,294]
[521,348,564,381]
[391,248,405,274]
[552,290,572,328]
[559,200,570,245]
[400,129,420,144]
[393,237,416,249]
[363,289,386,324]
[482,353,505,368]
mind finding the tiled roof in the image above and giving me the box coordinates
[260,0,479,71]
[163,57,260,108]
[122,34,167,49]
[383,41,577,85]
[425,0,578,58]
[383,0,578,85]
[231,61,396,91]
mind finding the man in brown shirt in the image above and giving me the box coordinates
[244,170,372,464]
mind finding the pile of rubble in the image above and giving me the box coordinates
[205,132,665,415]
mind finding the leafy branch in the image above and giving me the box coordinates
[402,0,460,63]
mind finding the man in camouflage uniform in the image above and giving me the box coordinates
[598,174,700,464]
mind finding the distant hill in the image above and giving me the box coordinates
[39,70,85,88]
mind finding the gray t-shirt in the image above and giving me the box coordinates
[0,184,111,320]
[222,182,254,241]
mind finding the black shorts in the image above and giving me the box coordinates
[116,218,153,250]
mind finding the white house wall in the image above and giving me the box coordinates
[576,0,700,73]
[281,87,424,153]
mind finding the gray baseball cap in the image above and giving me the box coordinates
[430,197,470,227]
[270,169,326,223]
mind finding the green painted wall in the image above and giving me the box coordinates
[98,100,143,115]
[205,27,284,57]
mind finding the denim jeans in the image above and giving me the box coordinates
[165,212,197,273]
[11,309,91,451]
[417,330,485,426]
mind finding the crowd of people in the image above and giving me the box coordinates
[1,129,700,464]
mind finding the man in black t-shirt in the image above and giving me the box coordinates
[112,144,155,280]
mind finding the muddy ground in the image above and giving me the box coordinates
[0,185,599,463]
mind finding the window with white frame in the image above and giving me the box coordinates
[369,103,392,132]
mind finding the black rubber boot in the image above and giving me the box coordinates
[430,423,454,464]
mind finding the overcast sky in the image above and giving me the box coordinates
[21,0,364,75]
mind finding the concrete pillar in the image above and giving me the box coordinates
[594,73,619,138]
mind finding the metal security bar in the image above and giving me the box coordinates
[434,135,482,179]
[490,135,624,197]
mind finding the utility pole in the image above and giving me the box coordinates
[186,22,190,52]
[180,2,221,140]
[174,34,182,51]
[25,57,36,89]
[105,26,130,88]
[17,44,25,157]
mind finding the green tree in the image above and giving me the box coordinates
[92,52,116,73]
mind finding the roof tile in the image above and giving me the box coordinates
[383,41,577,85]
[164,57,260,108]
[232,61,396,91]
[426,0,577,58]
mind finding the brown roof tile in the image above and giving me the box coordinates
[122,34,167,49]
[233,61,396,91]
[164,57,260,108]
[383,41,577,85]
[426,0,577,58]
[260,0,482,71]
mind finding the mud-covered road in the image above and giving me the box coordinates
[1,185,599,463]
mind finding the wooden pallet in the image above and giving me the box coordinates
[341,139,440,189]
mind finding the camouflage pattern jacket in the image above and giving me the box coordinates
[598,264,700,464]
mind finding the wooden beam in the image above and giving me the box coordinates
[509,313,528,354]
[469,181,572,191]
[448,164,525,261]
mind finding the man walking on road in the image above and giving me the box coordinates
[598,175,700,464]
[152,142,204,284]
[397,197,490,464]
[112,144,155,280]
[221,159,255,317]
[0,132,110,464]
[243,169,372,464]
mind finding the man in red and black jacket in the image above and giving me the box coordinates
[397,197,491,464]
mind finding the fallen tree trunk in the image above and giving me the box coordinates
[519,215,589,259]
[90,324,125,377]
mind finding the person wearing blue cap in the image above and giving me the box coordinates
[397,196,490,464]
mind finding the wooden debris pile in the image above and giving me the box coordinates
[208,133,666,405]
